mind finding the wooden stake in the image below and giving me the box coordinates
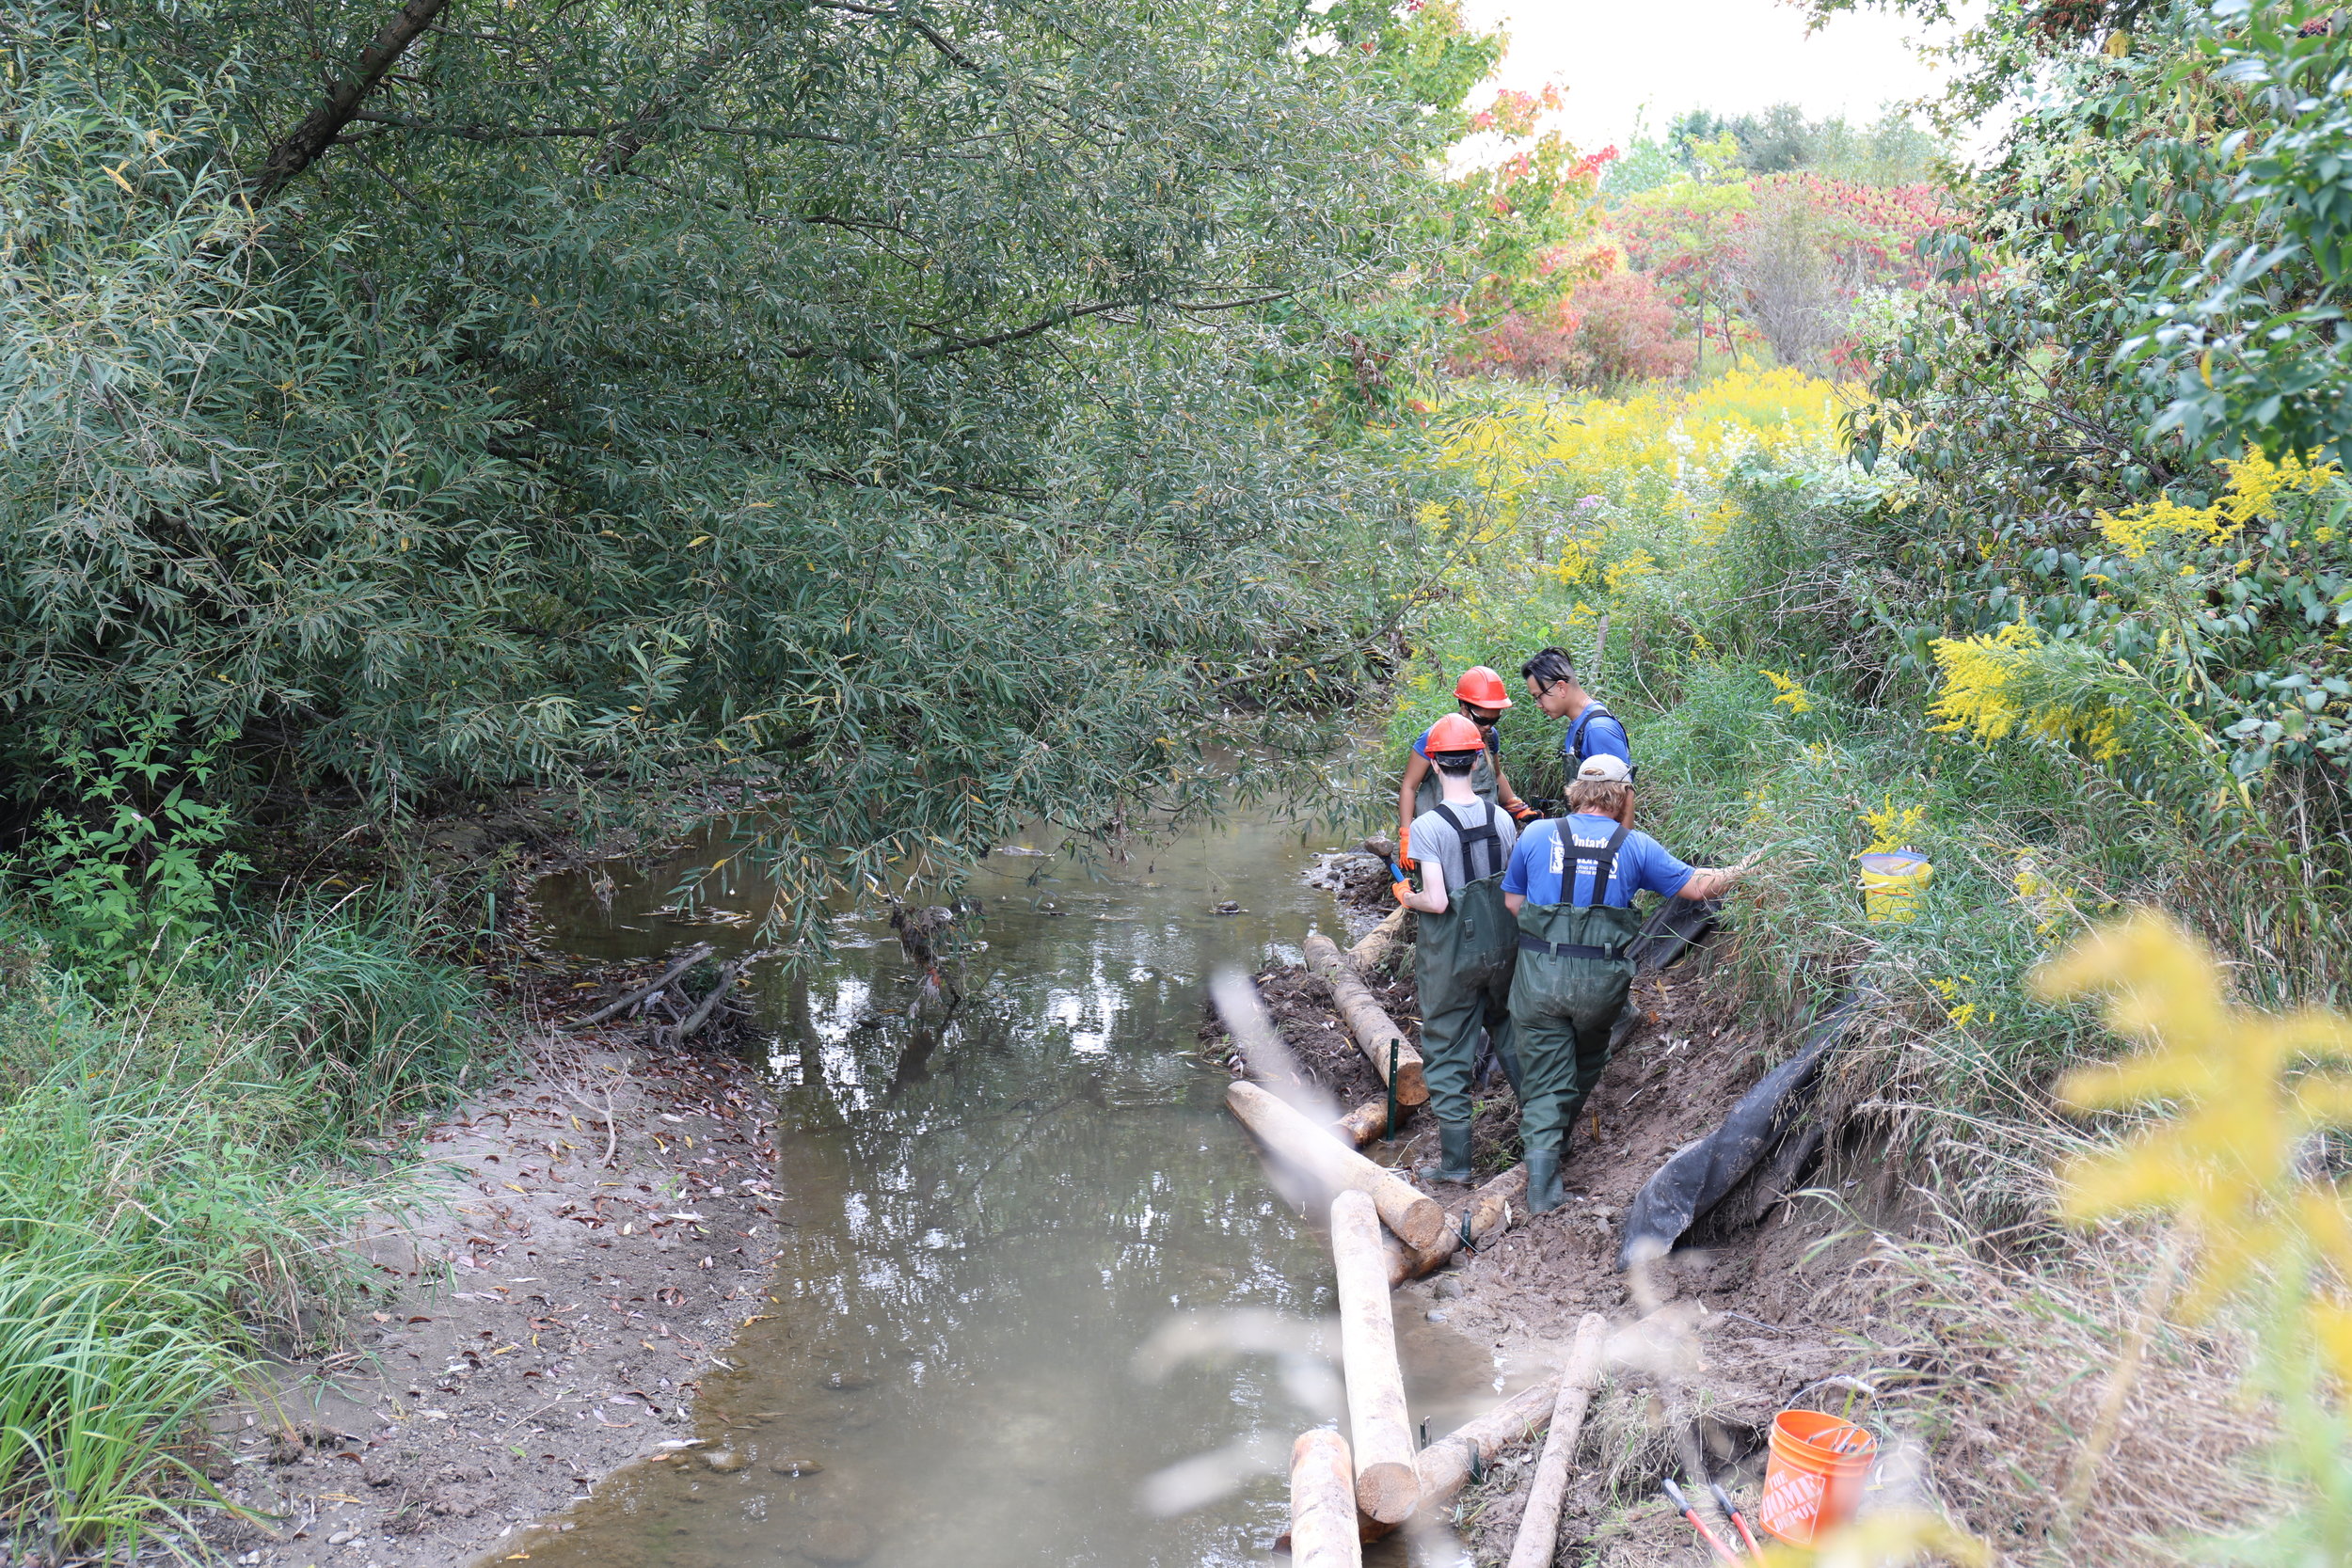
[1331,1192,1422,1524]
[1303,934,1427,1106]
[1226,1083,1445,1252]
[1504,1315,1611,1568]
[1289,1430,1361,1568]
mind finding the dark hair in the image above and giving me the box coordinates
[1429,750,1480,777]
[1520,647,1579,688]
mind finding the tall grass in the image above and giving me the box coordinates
[0,897,485,1557]
[1394,371,2352,1557]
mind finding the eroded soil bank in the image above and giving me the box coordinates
[1214,853,1893,1565]
[195,956,784,1568]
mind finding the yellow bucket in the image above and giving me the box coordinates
[1857,850,1932,924]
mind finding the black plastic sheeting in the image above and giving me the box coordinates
[1615,996,1856,1271]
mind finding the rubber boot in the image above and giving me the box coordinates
[1525,1145,1565,1214]
[1416,1118,1475,1185]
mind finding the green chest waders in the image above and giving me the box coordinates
[1506,823,1641,1208]
[1413,806,1522,1178]
[1414,746,1498,823]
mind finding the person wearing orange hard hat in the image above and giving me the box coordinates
[1391,711,1523,1183]
[1394,666,1539,871]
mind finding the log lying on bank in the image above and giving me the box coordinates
[1335,1097,1404,1148]
[1383,1163,1528,1285]
[1290,1430,1360,1568]
[1346,907,1409,975]
[1226,1083,1445,1253]
[572,942,713,1026]
[1414,1375,1562,1512]
[1504,1315,1610,1568]
[1302,934,1426,1107]
[1331,1192,1421,1525]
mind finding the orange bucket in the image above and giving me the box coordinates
[1757,1409,1875,1545]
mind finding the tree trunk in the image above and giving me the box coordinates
[1302,933,1426,1106]
[248,0,453,198]
[1331,1192,1422,1525]
[1289,1429,1361,1568]
[1226,1083,1445,1252]
[1504,1315,1610,1568]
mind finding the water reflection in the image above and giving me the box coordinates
[506,809,1507,1568]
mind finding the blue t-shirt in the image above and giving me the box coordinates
[1563,706,1630,769]
[1502,815,1693,909]
[1412,722,1502,762]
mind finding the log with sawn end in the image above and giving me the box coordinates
[1225,1082,1445,1253]
[1303,933,1426,1106]
[1384,1163,1528,1285]
[1336,1097,1406,1148]
[1289,1429,1360,1568]
[1331,1191,1421,1525]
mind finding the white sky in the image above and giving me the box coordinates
[1458,0,1963,152]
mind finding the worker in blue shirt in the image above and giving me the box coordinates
[1500,753,1743,1212]
[1520,647,1631,780]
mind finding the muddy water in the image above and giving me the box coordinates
[511,806,1516,1568]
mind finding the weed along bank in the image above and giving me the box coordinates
[12,0,2352,1556]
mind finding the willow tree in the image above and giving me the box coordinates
[3,0,1438,916]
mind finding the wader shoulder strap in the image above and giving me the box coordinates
[1561,822,1629,909]
[1568,705,1614,764]
[1434,802,1502,882]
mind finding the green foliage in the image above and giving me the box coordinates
[2,0,1444,933]
[13,715,251,987]
[0,895,480,1554]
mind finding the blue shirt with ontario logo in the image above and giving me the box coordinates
[1502,814,1694,909]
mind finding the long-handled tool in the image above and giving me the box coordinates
[1660,1479,1742,1565]
[1707,1479,1767,1562]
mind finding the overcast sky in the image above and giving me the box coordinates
[1456,0,1964,151]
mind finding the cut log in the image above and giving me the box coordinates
[1384,1164,1528,1284]
[1414,1378,1559,1510]
[1347,907,1408,974]
[1289,1430,1361,1568]
[1504,1315,1610,1568]
[1303,933,1426,1106]
[1331,1192,1421,1525]
[572,942,713,1026]
[1226,1083,1445,1253]
[1335,1097,1406,1148]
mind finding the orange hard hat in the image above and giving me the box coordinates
[1454,666,1513,709]
[1425,713,1486,755]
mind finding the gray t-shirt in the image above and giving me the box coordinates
[1408,797,1518,894]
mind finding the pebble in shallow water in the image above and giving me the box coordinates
[771,1455,826,1476]
[820,1370,876,1391]
[703,1449,747,1472]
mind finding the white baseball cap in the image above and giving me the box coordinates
[1575,753,1631,784]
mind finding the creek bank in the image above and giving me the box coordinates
[192,950,783,1568]
[1213,868,1894,1565]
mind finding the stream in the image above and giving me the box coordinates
[503,802,1521,1568]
